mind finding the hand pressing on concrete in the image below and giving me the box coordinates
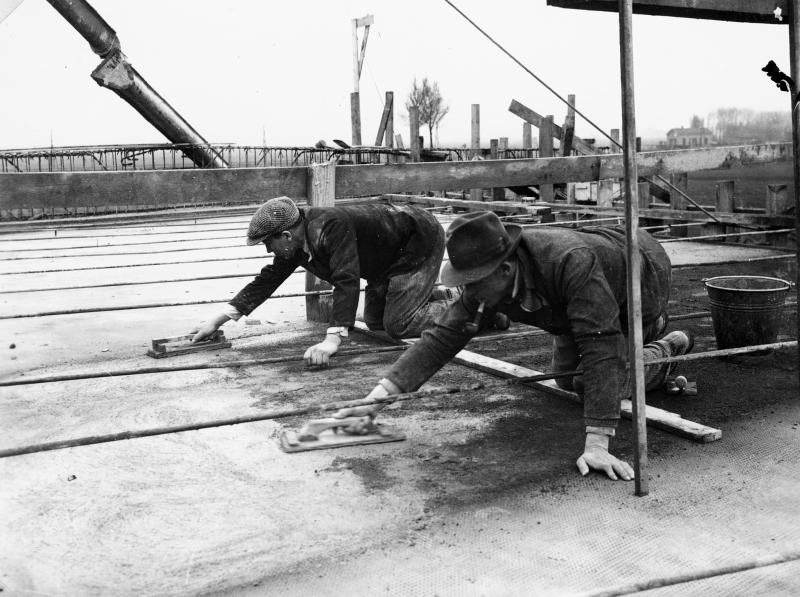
[576,429,634,481]
[190,312,230,343]
[303,335,340,367]
[332,378,400,420]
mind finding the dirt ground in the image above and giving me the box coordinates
[1,210,798,596]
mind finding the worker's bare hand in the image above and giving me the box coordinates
[576,447,634,481]
[303,338,339,367]
[332,381,393,419]
[191,321,219,343]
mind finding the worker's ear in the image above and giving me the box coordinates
[498,260,515,277]
[280,230,293,242]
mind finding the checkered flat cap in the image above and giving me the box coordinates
[246,197,301,245]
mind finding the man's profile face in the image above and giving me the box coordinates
[264,231,298,260]
[464,261,515,308]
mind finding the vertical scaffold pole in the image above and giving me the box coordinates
[789,2,800,391]
[618,0,648,496]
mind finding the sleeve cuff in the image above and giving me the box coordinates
[222,304,243,321]
[326,326,349,338]
[585,425,616,437]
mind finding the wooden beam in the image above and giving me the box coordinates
[374,92,393,146]
[382,194,552,216]
[350,322,721,443]
[533,202,796,227]
[335,143,791,197]
[561,94,576,157]
[509,99,596,155]
[547,0,788,24]
[2,143,790,211]
[452,349,722,443]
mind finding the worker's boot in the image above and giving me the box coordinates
[490,312,510,331]
[661,330,694,376]
[662,330,694,356]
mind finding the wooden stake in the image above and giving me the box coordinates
[306,159,336,322]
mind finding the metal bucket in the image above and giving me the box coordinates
[704,275,791,350]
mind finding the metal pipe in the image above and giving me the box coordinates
[45,0,228,169]
[0,385,464,459]
[789,1,800,391]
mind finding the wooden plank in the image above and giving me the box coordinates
[0,166,307,210]
[546,0,788,24]
[374,93,393,146]
[383,194,552,216]
[335,142,791,198]
[509,99,596,155]
[539,116,555,202]
[561,94,576,157]
[351,322,721,442]
[533,202,796,227]
[451,349,722,443]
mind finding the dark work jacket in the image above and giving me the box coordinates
[228,203,443,327]
[385,225,671,429]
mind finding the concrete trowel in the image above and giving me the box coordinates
[279,415,405,453]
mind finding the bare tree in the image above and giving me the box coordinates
[405,77,449,148]
[690,114,704,129]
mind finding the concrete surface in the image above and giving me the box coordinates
[1,209,798,597]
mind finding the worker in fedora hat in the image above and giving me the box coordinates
[191,197,458,366]
[335,210,694,481]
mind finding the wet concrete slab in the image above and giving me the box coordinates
[1,210,798,596]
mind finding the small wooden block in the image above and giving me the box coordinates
[146,331,231,358]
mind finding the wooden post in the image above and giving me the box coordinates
[350,92,362,147]
[490,139,505,201]
[306,159,336,322]
[374,92,394,147]
[669,172,688,210]
[610,128,621,152]
[409,106,421,162]
[715,180,735,213]
[522,122,532,156]
[619,0,648,496]
[394,134,404,149]
[597,179,614,207]
[766,184,791,216]
[637,181,650,209]
[385,91,394,149]
[470,104,483,201]
[538,115,555,202]
[561,94,576,156]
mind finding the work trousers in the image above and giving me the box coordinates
[552,314,674,395]
[362,229,450,339]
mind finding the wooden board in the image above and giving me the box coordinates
[451,349,722,443]
[351,322,722,443]
[547,0,788,24]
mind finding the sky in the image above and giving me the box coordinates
[0,0,794,150]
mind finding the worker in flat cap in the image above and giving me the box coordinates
[191,197,459,366]
[335,211,694,481]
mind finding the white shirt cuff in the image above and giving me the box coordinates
[222,304,243,321]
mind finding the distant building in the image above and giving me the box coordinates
[665,127,714,148]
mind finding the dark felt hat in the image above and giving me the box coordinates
[440,211,522,287]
